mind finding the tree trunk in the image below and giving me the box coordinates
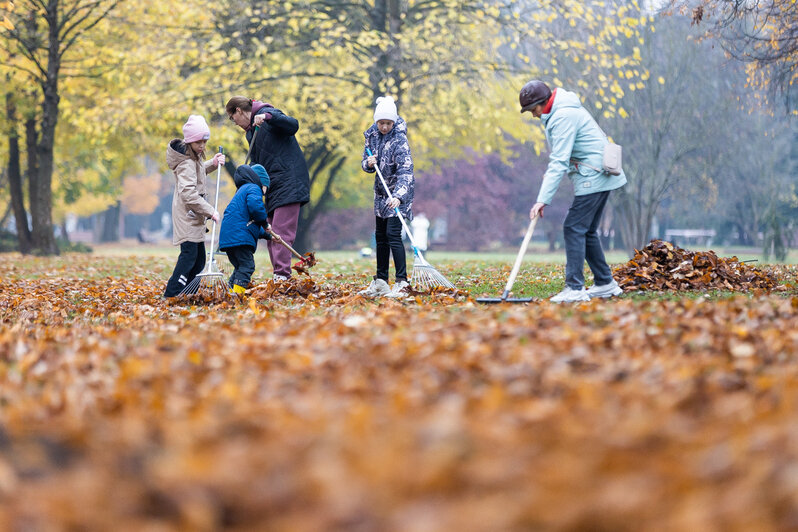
[388,0,403,102]
[296,154,346,252]
[28,1,61,255]
[99,202,121,242]
[294,217,311,255]
[5,91,32,253]
[60,219,70,245]
[614,186,650,256]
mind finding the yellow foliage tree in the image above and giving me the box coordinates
[0,1,235,251]
[173,0,650,250]
[1,0,651,252]
[668,0,798,113]
[120,173,162,216]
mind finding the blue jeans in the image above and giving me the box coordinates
[563,191,614,289]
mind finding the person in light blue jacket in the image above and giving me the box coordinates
[522,80,626,303]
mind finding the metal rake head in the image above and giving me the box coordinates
[178,271,234,303]
[411,263,455,291]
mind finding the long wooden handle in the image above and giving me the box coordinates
[245,127,259,165]
[268,229,304,261]
[501,216,538,300]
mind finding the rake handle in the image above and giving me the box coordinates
[501,215,538,301]
[268,228,305,261]
[245,127,259,165]
[365,148,422,258]
[207,146,223,271]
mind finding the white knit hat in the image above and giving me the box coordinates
[373,96,398,123]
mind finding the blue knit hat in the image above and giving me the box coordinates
[251,164,269,188]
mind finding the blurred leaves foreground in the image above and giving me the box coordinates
[2,252,798,531]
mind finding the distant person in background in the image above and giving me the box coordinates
[358,96,415,299]
[411,212,430,251]
[163,115,224,297]
[225,96,310,282]
[522,80,626,303]
[160,212,172,239]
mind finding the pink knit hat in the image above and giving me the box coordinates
[182,115,211,143]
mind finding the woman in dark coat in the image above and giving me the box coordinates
[225,96,310,281]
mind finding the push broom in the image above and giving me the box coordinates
[178,147,234,301]
[366,148,455,291]
[476,215,539,304]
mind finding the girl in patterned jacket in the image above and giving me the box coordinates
[358,96,415,298]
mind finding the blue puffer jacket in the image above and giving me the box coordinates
[219,165,270,251]
[362,117,414,220]
[537,89,627,205]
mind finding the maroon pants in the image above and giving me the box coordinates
[267,202,301,278]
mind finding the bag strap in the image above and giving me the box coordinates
[570,158,603,173]
[566,111,614,173]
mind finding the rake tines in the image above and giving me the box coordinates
[410,253,455,291]
[178,258,234,303]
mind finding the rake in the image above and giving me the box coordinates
[366,148,455,291]
[266,228,317,277]
[476,215,539,304]
[178,146,234,302]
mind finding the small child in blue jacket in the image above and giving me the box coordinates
[219,164,271,293]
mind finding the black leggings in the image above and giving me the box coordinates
[164,241,206,297]
[375,216,407,282]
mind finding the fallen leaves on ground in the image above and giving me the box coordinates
[615,239,782,292]
[1,253,798,531]
[245,276,468,307]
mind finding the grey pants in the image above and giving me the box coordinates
[563,190,614,289]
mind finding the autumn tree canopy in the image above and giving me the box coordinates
[173,0,651,250]
[669,0,798,112]
[2,0,650,255]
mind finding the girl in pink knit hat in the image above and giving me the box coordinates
[163,114,226,297]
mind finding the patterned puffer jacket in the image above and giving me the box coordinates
[361,117,414,220]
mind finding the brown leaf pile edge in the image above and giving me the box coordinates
[614,239,780,292]
[245,277,467,304]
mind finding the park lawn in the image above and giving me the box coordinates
[22,241,797,299]
[1,250,798,530]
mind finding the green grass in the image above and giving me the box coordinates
[3,242,795,301]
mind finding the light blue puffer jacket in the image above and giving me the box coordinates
[536,89,627,205]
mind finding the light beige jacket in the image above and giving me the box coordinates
[166,140,218,245]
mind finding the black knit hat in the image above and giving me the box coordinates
[519,80,552,113]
